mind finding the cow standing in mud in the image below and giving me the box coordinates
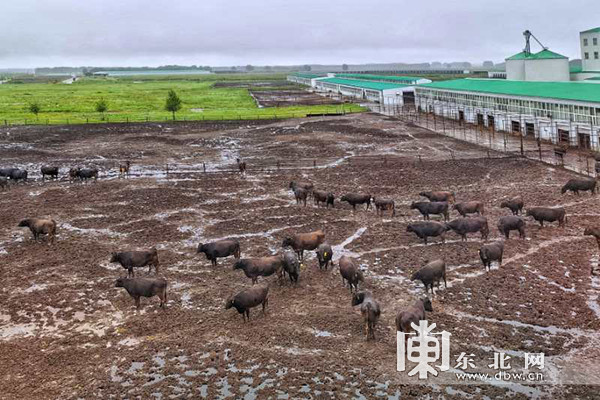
[406,221,448,245]
[233,256,284,284]
[313,190,335,208]
[497,216,526,239]
[226,285,269,322]
[340,193,371,211]
[315,243,333,270]
[373,198,395,217]
[396,298,433,350]
[281,230,325,260]
[410,201,449,221]
[526,207,566,228]
[293,188,309,207]
[500,196,524,215]
[453,201,484,217]
[352,291,381,340]
[446,217,489,241]
[110,248,160,277]
[561,178,596,195]
[18,218,57,243]
[339,255,364,292]
[289,181,313,195]
[419,191,455,203]
[115,277,167,309]
[197,239,241,266]
[41,166,59,180]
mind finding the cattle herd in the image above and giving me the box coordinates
[8,162,600,342]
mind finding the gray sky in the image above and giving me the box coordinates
[1,0,599,68]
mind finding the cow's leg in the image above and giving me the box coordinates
[135,296,141,309]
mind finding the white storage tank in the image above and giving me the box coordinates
[506,52,527,80]
[524,50,570,81]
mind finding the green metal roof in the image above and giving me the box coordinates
[419,79,600,104]
[506,49,567,61]
[506,51,530,61]
[581,27,600,34]
[335,73,422,83]
[319,77,408,91]
[585,76,600,81]
[532,49,568,59]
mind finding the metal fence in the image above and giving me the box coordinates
[372,103,600,178]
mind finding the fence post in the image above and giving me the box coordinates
[203,163,206,173]
[313,160,316,168]
[166,163,169,176]
[277,161,280,170]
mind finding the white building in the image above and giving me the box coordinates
[506,50,570,82]
[580,27,600,72]
[313,77,415,105]
[414,79,600,149]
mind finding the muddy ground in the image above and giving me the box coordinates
[249,90,344,108]
[1,113,600,399]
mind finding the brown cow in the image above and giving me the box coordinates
[453,201,484,217]
[339,255,364,292]
[115,277,167,309]
[396,298,433,350]
[233,256,284,284]
[281,230,325,260]
[226,285,269,322]
[373,198,396,217]
[18,218,57,243]
[419,191,455,203]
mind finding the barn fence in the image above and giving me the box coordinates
[372,103,600,178]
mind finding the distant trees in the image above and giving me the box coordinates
[95,98,108,120]
[342,64,349,71]
[302,65,312,72]
[245,65,254,72]
[28,102,41,119]
[165,89,182,120]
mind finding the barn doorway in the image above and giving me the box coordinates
[402,92,415,105]
[458,110,465,123]
[487,115,495,130]
[579,132,591,149]
[558,128,570,145]
[511,121,521,133]
[525,123,535,137]
[477,113,484,126]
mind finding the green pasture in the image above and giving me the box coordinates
[0,73,364,125]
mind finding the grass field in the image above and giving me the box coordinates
[0,73,364,125]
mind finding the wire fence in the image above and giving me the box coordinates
[0,109,364,127]
[371,103,600,178]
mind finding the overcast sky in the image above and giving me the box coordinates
[1,0,599,68]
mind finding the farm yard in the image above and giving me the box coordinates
[1,112,600,399]
[0,73,363,125]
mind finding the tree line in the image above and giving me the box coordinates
[26,90,183,121]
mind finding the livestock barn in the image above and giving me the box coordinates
[288,72,432,106]
[415,79,600,149]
